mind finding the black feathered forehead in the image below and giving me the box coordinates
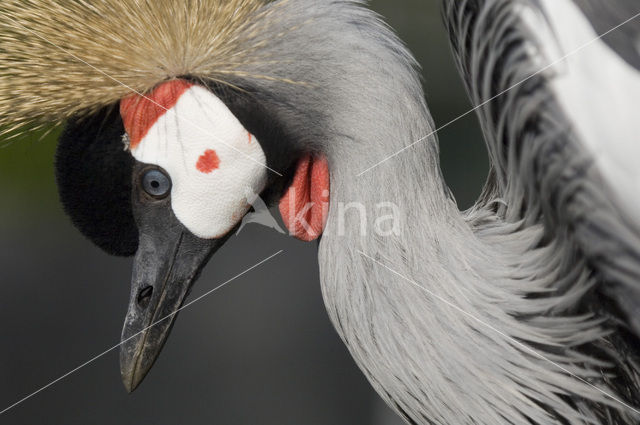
[55,106,138,256]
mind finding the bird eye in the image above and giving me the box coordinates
[141,169,171,198]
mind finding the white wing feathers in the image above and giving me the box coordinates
[519,0,640,225]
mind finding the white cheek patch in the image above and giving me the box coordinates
[121,81,268,239]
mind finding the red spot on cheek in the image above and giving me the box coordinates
[248,133,252,144]
[196,149,220,174]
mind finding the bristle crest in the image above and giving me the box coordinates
[0,0,274,130]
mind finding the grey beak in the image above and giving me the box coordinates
[119,224,223,392]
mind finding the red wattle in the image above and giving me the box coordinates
[279,155,330,241]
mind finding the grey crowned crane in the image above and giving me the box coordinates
[1,0,640,423]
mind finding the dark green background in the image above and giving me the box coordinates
[0,1,486,424]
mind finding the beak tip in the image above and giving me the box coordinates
[123,382,135,394]
[120,343,147,394]
[123,380,138,394]
[121,367,145,394]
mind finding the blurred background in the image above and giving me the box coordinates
[0,0,487,424]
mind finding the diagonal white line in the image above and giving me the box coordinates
[357,10,640,177]
[0,12,283,177]
[357,250,640,416]
[0,250,284,416]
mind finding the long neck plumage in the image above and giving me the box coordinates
[317,93,636,424]
[232,1,637,422]
[312,33,640,421]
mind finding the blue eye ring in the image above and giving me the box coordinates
[141,168,171,199]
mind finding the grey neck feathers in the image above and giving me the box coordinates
[319,98,638,424]
[235,1,639,423]
[318,113,632,424]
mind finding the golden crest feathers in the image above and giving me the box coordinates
[0,0,271,131]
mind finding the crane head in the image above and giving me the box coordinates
[5,0,409,395]
[55,78,330,392]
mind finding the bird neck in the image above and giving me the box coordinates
[317,119,616,424]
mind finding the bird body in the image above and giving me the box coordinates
[1,0,640,424]
[521,0,640,220]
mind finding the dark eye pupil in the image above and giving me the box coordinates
[142,169,171,198]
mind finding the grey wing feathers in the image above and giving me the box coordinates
[443,0,640,337]
[572,0,640,70]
